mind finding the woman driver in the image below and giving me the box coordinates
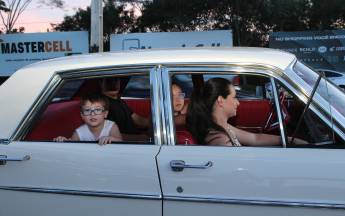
[185,78,306,146]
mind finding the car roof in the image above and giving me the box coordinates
[22,47,295,72]
[0,47,296,139]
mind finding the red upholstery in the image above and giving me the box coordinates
[176,130,196,145]
[124,99,152,118]
[228,100,271,132]
[176,124,196,145]
[26,101,83,140]
[26,99,275,141]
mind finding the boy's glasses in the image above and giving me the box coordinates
[173,93,185,100]
[82,108,105,116]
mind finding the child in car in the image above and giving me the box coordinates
[53,92,123,145]
[172,82,189,125]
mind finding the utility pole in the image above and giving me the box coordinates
[91,0,103,52]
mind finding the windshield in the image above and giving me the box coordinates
[293,61,345,117]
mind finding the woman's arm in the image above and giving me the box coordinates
[230,125,307,146]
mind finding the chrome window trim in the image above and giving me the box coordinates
[161,65,286,146]
[156,66,168,145]
[150,67,163,145]
[11,66,155,142]
[0,186,161,200]
[164,196,345,210]
[271,78,287,147]
[162,68,176,145]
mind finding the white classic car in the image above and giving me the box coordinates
[1,47,345,216]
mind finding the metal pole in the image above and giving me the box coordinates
[91,0,103,52]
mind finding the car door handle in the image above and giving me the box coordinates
[170,160,212,171]
[0,155,30,165]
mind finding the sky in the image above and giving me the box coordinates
[1,0,92,33]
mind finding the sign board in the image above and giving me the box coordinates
[110,30,232,51]
[0,31,89,77]
[269,30,345,72]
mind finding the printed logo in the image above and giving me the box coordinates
[330,47,335,51]
[318,46,327,53]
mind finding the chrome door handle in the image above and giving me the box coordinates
[170,160,212,172]
[0,155,30,165]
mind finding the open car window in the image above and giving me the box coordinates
[25,74,154,144]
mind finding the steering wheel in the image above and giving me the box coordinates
[260,91,290,133]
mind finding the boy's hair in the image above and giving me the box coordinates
[79,92,109,111]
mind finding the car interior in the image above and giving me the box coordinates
[23,71,344,148]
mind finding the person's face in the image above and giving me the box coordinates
[172,84,185,113]
[100,78,120,98]
[222,85,240,117]
[80,101,109,128]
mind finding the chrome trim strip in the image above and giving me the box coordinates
[156,66,168,145]
[150,67,163,145]
[164,196,345,210]
[271,78,287,148]
[161,69,176,145]
[0,186,161,200]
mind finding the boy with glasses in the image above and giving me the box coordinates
[53,92,122,145]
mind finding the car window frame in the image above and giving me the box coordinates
[160,65,288,147]
[12,66,162,145]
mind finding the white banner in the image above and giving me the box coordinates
[110,30,232,51]
[0,31,89,76]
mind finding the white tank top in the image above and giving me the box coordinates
[76,120,115,141]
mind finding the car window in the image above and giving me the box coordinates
[275,81,344,148]
[324,71,342,77]
[293,61,345,118]
[204,74,269,99]
[122,75,150,98]
[52,80,84,102]
[25,74,154,144]
[122,74,194,98]
[174,72,284,146]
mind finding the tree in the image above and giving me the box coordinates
[0,0,10,12]
[136,0,312,47]
[307,0,345,30]
[0,0,65,34]
[51,0,136,51]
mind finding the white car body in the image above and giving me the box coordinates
[1,47,345,216]
[316,69,345,90]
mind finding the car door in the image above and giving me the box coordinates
[156,68,345,216]
[0,68,162,216]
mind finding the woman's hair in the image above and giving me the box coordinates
[185,78,233,145]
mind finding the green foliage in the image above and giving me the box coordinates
[51,0,345,49]
[0,0,10,12]
[51,0,136,51]
[11,27,25,33]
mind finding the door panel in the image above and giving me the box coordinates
[157,145,345,216]
[0,142,162,215]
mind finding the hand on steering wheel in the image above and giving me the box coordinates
[260,91,290,133]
